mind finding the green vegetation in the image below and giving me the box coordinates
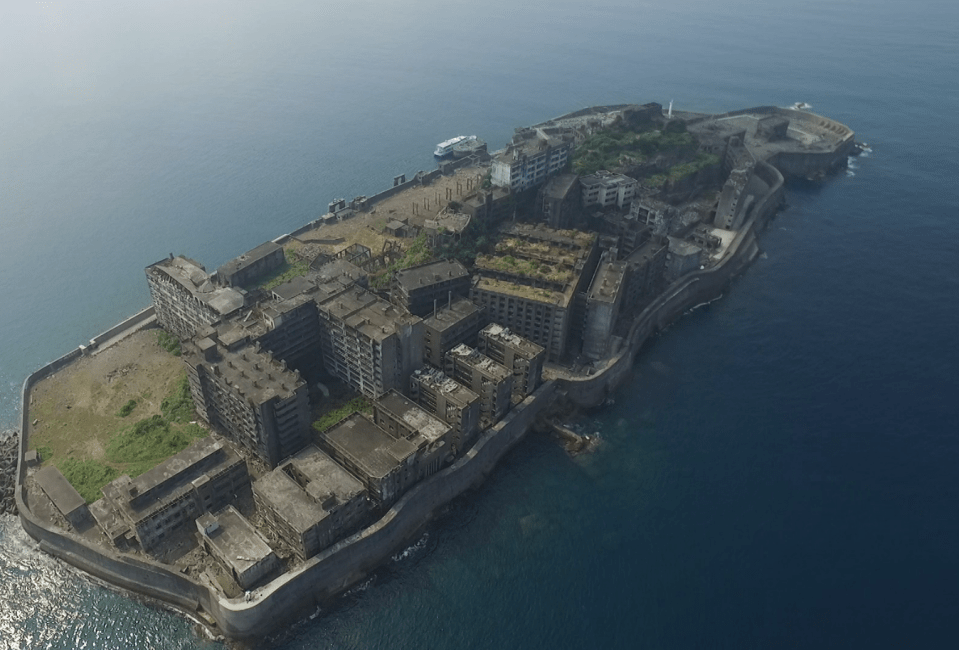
[59,458,120,504]
[161,375,195,423]
[256,248,311,291]
[36,445,53,464]
[105,414,205,477]
[372,233,434,288]
[312,396,372,433]
[48,373,204,502]
[572,122,698,175]
[157,330,181,356]
[646,153,721,188]
[117,399,137,417]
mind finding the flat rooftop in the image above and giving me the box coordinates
[319,413,416,481]
[376,391,451,444]
[480,323,545,359]
[448,344,511,382]
[197,506,275,578]
[394,260,470,291]
[423,298,484,334]
[253,445,365,534]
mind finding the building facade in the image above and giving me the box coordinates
[476,323,545,400]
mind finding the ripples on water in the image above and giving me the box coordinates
[0,516,220,650]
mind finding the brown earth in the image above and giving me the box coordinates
[28,328,189,467]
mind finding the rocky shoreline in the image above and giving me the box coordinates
[0,429,17,517]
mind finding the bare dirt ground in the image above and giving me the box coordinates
[295,166,487,258]
[28,328,187,466]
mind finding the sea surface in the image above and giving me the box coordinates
[2,1,958,648]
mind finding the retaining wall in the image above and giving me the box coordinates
[86,306,155,350]
[559,159,784,407]
[17,328,557,641]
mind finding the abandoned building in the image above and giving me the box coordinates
[182,339,311,468]
[252,445,368,560]
[409,365,481,453]
[470,224,599,362]
[93,436,249,552]
[214,241,286,288]
[444,344,513,426]
[490,127,574,193]
[422,297,487,368]
[196,506,281,590]
[476,323,545,400]
[391,259,471,317]
[145,255,245,339]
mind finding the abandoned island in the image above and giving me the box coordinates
[10,102,856,643]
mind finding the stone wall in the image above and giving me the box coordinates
[559,160,784,407]
[17,329,557,640]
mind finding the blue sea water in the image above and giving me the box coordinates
[2,0,958,647]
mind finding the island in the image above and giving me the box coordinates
[8,103,856,643]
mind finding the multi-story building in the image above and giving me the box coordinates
[253,445,368,560]
[490,128,574,193]
[196,506,280,589]
[580,171,638,209]
[409,366,481,453]
[539,173,580,229]
[183,339,310,468]
[317,410,448,508]
[145,255,245,339]
[214,241,286,288]
[622,235,668,309]
[315,287,424,399]
[422,298,487,368]
[392,259,471,317]
[477,323,545,399]
[444,344,513,425]
[581,253,629,361]
[95,436,249,552]
[372,391,452,476]
[665,236,704,282]
[470,224,599,362]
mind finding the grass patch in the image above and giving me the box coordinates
[371,233,434,288]
[36,445,53,464]
[313,396,372,433]
[106,415,205,471]
[157,329,181,356]
[572,123,698,175]
[58,458,120,504]
[117,399,137,417]
[254,248,310,291]
[161,376,195,423]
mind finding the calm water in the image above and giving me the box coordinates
[2,1,958,648]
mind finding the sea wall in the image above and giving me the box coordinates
[559,159,784,407]
[206,380,558,639]
[17,334,557,640]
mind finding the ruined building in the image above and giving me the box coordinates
[470,224,599,362]
[253,445,368,560]
[183,339,310,468]
[444,344,513,426]
[476,323,545,400]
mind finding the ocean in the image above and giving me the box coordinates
[2,0,958,647]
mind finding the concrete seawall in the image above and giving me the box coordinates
[558,159,785,407]
[17,333,557,640]
[14,103,848,639]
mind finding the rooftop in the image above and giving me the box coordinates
[376,390,451,444]
[480,323,546,358]
[423,298,484,334]
[196,506,276,578]
[447,344,512,381]
[253,445,365,534]
[319,413,416,481]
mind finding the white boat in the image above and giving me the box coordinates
[434,135,475,157]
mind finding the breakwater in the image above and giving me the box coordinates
[13,104,851,641]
